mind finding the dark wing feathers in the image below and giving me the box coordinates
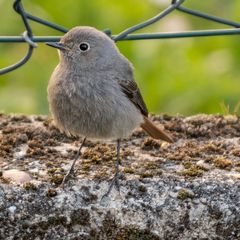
[118,79,148,117]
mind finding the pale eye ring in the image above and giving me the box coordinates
[79,42,90,52]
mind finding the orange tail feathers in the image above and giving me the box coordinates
[141,116,173,143]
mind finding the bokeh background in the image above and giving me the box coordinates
[0,0,240,116]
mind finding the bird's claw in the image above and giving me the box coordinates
[60,169,76,188]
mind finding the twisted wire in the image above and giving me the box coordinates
[0,0,240,75]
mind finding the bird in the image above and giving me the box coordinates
[46,26,173,198]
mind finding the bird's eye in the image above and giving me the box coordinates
[79,42,90,52]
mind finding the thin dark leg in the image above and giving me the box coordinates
[101,139,121,199]
[61,137,87,186]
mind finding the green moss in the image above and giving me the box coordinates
[50,174,64,185]
[144,161,158,170]
[47,168,64,174]
[123,167,135,174]
[138,185,147,193]
[183,161,193,169]
[235,167,240,173]
[231,148,240,157]
[213,157,232,169]
[70,209,90,226]
[203,142,223,154]
[177,188,194,200]
[141,138,160,151]
[23,182,37,191]
[95,211,159,240]
[140,171,154,178]
[81,164,91,171]
[119,229,159,240]
[0,176,11,184]
[82,145,114,163]
[46,188,57,197]
[180,165,205,177]
[155,169,163,176]
[93,169,109,180]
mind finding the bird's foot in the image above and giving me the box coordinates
[60,168,76,188]
[100,172,122,205]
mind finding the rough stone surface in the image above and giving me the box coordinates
[0,113,240,240]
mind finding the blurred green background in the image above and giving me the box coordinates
[0,0,240,116]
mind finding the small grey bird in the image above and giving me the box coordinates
[46,26,173,197]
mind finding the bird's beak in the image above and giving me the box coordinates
[46,42,67,51]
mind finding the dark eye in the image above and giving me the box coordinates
[79,42,90,52]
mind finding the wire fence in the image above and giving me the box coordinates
[0,0,240,75]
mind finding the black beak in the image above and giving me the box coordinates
[46,42,66,51]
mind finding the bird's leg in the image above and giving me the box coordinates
[101,139,121,199]
[61,137,87,186]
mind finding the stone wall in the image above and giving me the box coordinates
[0,113,240,239]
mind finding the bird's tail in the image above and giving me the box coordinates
[141,116,173,143]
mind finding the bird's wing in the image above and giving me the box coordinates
[116,63,173,143]
[118,77,148,117]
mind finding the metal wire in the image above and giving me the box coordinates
[0,0,240,75]
[113,0,185,41]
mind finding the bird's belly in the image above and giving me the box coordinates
[50,87,143,140]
